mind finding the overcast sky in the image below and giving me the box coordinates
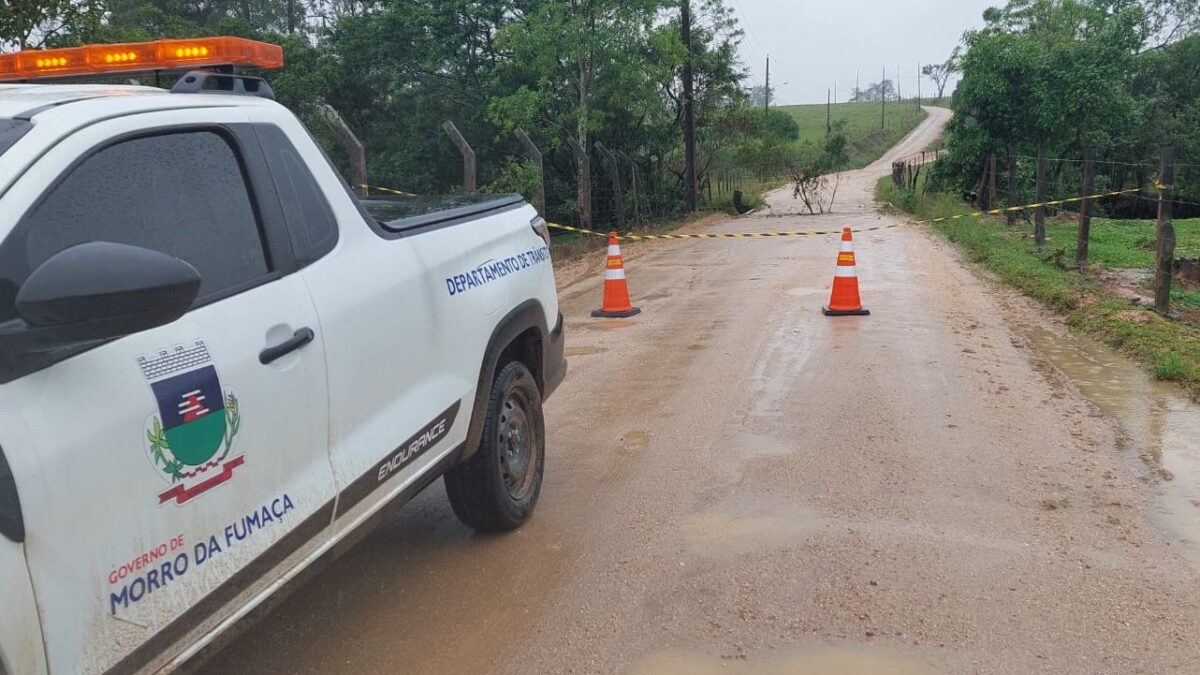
[727,0,998,104]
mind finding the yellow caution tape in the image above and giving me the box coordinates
[359,183,1152,241]
[546,223,891,241]
[360,184,417,197]
[547,187,1150,242]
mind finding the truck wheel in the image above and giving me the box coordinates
[445,361,545,532]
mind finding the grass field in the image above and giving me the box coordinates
[877,176,1200,397]
[777,100,928,169]
[706,100,929,212]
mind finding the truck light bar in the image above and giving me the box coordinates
[0,37,283,83]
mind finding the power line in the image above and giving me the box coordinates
[726,0,770,88]
[727,0,771,66]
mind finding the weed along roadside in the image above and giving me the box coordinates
[877,176,1200,400]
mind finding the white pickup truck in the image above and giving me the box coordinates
[0,69,565,675]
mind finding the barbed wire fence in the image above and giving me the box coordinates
[896,144,1199,316]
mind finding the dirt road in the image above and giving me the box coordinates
[207,108,1200,674]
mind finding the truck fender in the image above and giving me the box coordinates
[460,300,548,463]
[0,446,23,544]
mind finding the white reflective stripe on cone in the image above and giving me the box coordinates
[834,266,858,277]
[605,268,627,280]
[608,245,621,256]
[840,242,855,252]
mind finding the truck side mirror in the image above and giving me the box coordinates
[15,242,201,345]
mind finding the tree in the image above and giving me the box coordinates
[748,84,772,108]
[789,120,849,214]
[489,0,743,220]
[921,46,960,99]
[1,0,105,50]
[1130,0,1198,48]
[761,108,799,140]
[64,0,748,222]
[933,0,1191,202]
[489,0,670,222]
[322,0,527,192]
[849,79,895,102]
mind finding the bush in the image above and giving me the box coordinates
[485,158,541,201]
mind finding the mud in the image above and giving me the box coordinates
[206,107,1200,675]
[565,345,608,357]
[632,645,937,675]
[1018,321,1200,564]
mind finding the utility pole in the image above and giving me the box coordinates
[881,66,886,128]
[826,88,832,139]
[855,70,860,102]
[682,0,698,213]
[287,0,295,33]
[896,63,901,101]
[917,61,921,108]
[764,55,770,119]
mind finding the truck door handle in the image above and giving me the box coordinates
[259,327,315,365]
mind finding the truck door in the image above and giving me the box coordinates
[242,110,468,529]
[0,109,335,675]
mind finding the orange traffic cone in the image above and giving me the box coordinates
[592,232,641,318]
[823,227,870,316]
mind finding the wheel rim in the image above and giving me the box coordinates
[498,390,536,500]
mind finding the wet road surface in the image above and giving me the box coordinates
[206,107,1200,674]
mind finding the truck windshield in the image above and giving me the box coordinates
[0,119,31,157]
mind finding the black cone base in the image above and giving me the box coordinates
[823,306,870,316]
[592,307,642,318]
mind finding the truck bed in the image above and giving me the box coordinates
[362,194,525,233]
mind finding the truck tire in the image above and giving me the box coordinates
[445,361,545,532]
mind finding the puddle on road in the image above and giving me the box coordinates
[630,645,937,675]
[786,285,824,298]
[579,320,637,332]
[680,507,820,557]
[1021,324,1200,562]
[623,430,650,449]
[565,345,608,357]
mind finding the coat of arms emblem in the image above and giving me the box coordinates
[138,340,243,505]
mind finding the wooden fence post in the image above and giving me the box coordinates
[442,121,477,193]
[319,105,367,198]
[566,135,593,230]
[594,142,626,231]
[988,153,998,212]
[513,128,546,217]
[976,153,991,210]
[1076,148,1095,269]
[1006,143,1018,226]
[1035,142,1047,247]
[1155,146,1176,315]
[617,150,643,225]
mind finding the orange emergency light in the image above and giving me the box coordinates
[0,37,283,83]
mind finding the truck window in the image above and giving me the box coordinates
[0,119,31,157]
[0,130,270,324]
[255,124,338,265]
